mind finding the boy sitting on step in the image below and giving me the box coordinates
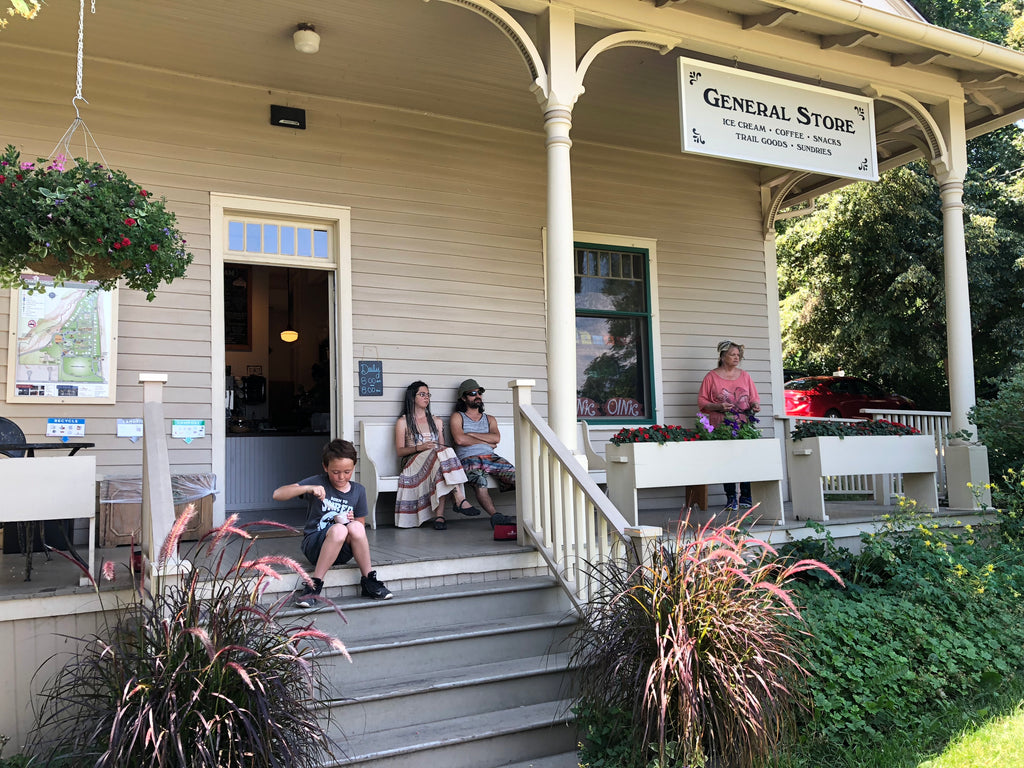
[273,438,393,607]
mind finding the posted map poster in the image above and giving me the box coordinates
[6,276,118,403]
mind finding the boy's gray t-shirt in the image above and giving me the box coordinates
[297,473,368,538]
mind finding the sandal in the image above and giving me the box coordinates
[433,517,448,530]
[455,499,482,517]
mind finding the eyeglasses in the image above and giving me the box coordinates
[416,392,431,398]
[463,390,481,397]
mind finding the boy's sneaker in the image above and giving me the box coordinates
[724,497,739,511]
[361,570,393,600]
[738,497,753,509]
[295,577,323,609]
[489,513,517,528]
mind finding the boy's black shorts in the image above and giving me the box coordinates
[301,526,354,567]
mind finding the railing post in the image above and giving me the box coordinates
[139,373,185,595]
[624,525,663,573]
[510,379,537,544]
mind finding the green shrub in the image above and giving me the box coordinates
[971,363,1024,479]
[30,509,344,767]
[570,513,840,768]
[0,735,32,768]
[777,498,1024,750]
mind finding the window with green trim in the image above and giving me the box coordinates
[575,243,654,422]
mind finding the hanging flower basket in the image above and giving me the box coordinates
[0,144,193,300]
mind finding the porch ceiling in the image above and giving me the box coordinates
[4,0,1024,208]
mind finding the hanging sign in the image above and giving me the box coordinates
[678,58,878,181]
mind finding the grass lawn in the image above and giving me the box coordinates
[919,701,1024,768]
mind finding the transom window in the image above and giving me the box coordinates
[226,217,331,260]
[575,243,653,423]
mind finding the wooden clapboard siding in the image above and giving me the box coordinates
[1,34,779,476]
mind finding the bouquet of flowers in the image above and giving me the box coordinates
[0,144,193,300]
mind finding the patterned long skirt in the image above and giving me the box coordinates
[395,447,467,528]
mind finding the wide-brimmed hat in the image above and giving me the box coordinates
[458,379,485,398]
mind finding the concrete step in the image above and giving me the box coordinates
[319,611,576,689]
[301,567,580,767]
[495,752,580,768]
[324,699,577,768]
[281,575,573,640]
[328,652,574,736]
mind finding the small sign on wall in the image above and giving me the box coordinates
[359,360,383,397]
[47,417,86,439]
[172,419,207,444]
[117,418,144,442]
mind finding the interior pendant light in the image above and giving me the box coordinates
[280,269,299,343]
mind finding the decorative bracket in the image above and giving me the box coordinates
[864,85,950,178]
[763,171,812,237]
[425,0,550,100]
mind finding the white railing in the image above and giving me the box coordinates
[510,380,633,612]
[862,409,950,497]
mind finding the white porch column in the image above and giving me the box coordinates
[931,98,990,508]
[541,6,580,452]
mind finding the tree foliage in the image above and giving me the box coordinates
[778,1,1024,409]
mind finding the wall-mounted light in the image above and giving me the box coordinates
[280,269,299,343]
[293,23,320,54]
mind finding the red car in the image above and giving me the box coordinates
[784,376,916,419]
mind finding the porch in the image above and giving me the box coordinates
[0,497,989,605]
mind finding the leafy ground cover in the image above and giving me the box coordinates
[769,490,1024,768]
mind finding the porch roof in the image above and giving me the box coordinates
[4,0,1023,211]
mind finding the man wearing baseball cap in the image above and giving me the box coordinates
[450,379,516,527]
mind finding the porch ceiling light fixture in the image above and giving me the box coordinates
[293,23,320,54]
[281,269,299,343]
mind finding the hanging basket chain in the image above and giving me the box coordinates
[50,0,105,166]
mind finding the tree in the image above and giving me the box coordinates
[778,0,1024,409]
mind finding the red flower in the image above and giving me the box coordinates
[140,189,149,197]
[0,175,5,183]
[124,217,137,227]
[96,237,103,243]
[149,243,159,251]
[122,237,131,246]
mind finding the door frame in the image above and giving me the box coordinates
[210,193,353,525]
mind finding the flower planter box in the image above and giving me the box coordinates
[787,434,938,521]
[605,439,785,525]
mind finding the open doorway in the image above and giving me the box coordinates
[223,264,332,527]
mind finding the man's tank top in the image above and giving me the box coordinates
[455,412,492,461]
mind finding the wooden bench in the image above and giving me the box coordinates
[359,420,516,529]
[359,420,607,528]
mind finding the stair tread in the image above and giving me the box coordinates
[327,652,573,703]
[338,610,576,654]
[495,751,580,768]
[281,575,566,617]
[331,698,575,764]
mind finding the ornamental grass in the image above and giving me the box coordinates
[570,511,841,768]
[30,507,344,768]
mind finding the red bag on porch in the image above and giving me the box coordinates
[493,522,517,541]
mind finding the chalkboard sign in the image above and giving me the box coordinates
[358,360,383,397]
[224,265,251,350]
